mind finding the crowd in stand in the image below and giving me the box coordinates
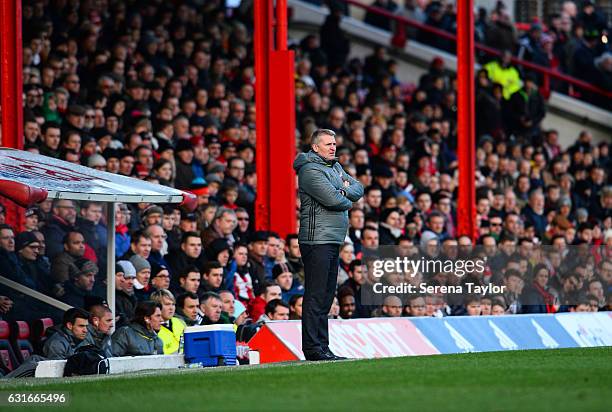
[0,0,610,373]
[356,0,611,107]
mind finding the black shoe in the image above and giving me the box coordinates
[303,351,336,361]
[323,348,348,360]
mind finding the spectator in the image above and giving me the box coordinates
[175,292,200,327]
[15,231,50,292]
[111,301,164,357]
[50,231,86,284]
[174,266,201,297]
[226,243,255,304]
[166,232,205,278]
[272,262,304,303]
[200,261,224,294]
[150,263,171,291]
[364,0,399,32]
[87,304,114,357]
[289,294,304,320]
[115,261,138,325]
[484,50,522,100]
[60,258,98,309]
[43,308,91,359]
[75,202,107,268]
[42,199,77,259]
[199,292,228,325]
[150,289,185,354]
[130,255,153,301]
[248,282,282,322]
[506,74,546,139]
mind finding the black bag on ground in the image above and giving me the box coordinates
[63,345,109,376]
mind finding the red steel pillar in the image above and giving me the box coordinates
[255,0,297,238]
[254,0,273,232]
[0,0,24,231]
[269,0,296,239]
[456,0,477,241]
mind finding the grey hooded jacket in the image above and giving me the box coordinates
[294,151,364,244]
[111,322,163,357]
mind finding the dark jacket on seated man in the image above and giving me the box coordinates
[111,322,163,357]
[42,325,91,360]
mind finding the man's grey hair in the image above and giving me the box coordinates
[311,129,336,145]
[214,207,236,221]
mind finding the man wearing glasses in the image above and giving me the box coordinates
[294,129,363,361]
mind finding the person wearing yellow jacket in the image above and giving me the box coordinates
[150,289,186,354]
[484,50,523,100]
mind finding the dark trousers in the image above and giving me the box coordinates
[300,243,340,354]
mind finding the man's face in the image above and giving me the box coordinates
[236,211,250,231]
[267,237,281,258]
[275,272,293,290]
[383,300,403,317]
[160,297,176,320]
[148,226,165,252]
[116,273,134,293]
[228,159,245,180]
[24,214,39,231]
[54,200,77,224]
[65,233,86,257]
[133,237,152,258]
[219,292,235,315]
[339,295,355,319]
[67,318,89,340]
[43,127,61,150]
[504,275,523,294]
[75,272,96,291]
[362,230,379,248]
[429,216,445,234]
[366,190,382,208]
[82,204,103,224]
[151,270,171,290]
[182,236,202,258]
[287,238,301,258]
[182,297,199,320]
[216,213,237,236]
[351,265,366,285]
[19,242,41,261]
[269,305,290,320]
[180,272,201,293]
[204,268,224,288]
[250,240,268,257]
[95,312,114,335]
[466,301,482,316]
[350,210,364,229]
[409,297,427,317]
[119,156,135,175]
[312,133,336,161]
[0,229,14,252]
[264,285,282,302]
[201,298,222,322]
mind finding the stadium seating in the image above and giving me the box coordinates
[30,318,53,355]
[9,320,34,364]
[0,320,19,372]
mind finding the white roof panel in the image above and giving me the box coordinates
[0,148,189,204]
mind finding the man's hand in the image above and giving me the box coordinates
[0,296,13,314]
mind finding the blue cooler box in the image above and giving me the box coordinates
[183,324,237,367]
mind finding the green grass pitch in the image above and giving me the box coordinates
[2,347,610,411]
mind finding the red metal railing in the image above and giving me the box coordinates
[341,0,612,100]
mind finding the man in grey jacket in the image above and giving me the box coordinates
[293,129,364,361]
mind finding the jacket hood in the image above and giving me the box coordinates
[293,151,337,173]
